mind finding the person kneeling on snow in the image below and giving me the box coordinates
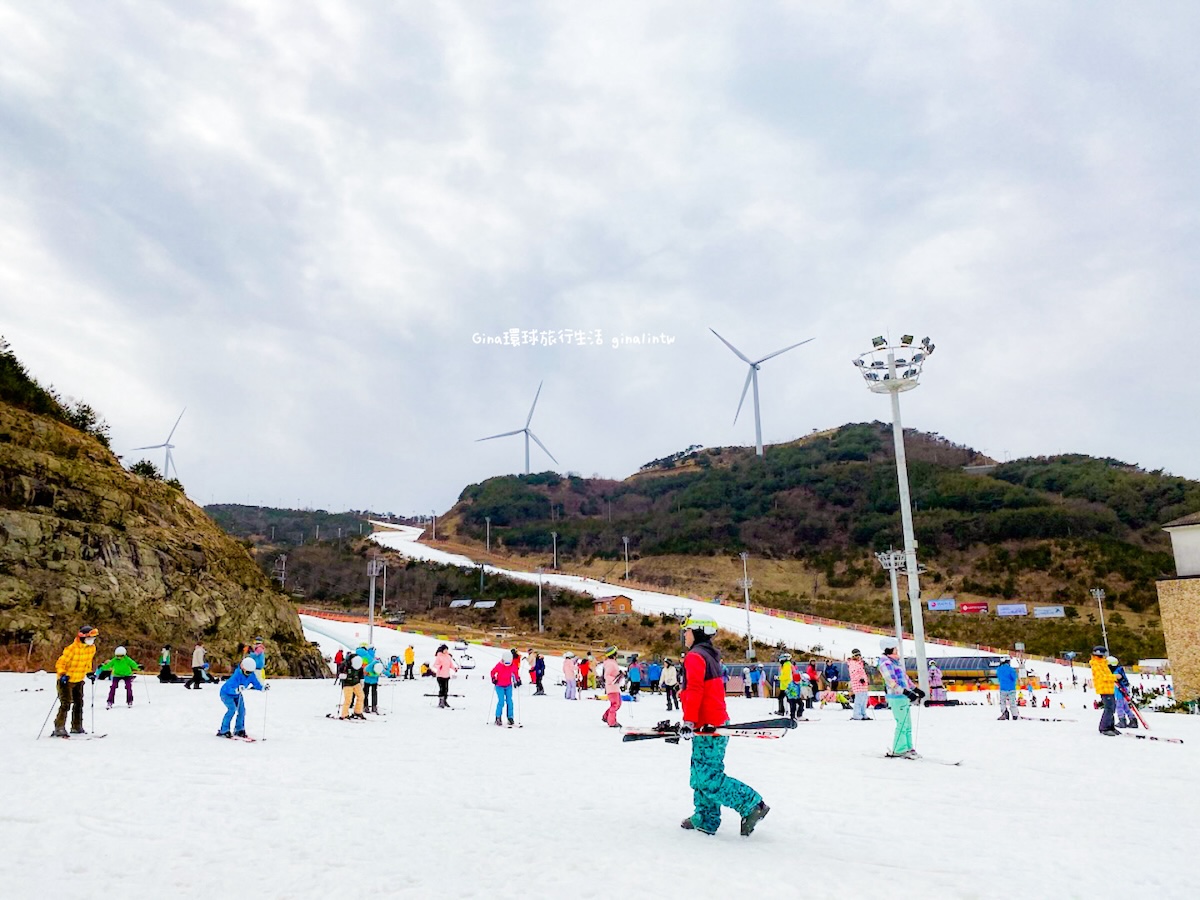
[217,657,266,738]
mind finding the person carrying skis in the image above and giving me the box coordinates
[878,638,924,759]
[663,657,680,712]
[432,644,459,708]
[52,625,99,737]
[996,656,1019,720]
[99,646,141,709]
[1089,647,1120,736]
[404,645,415,680]
[491,649,520,726]
[1109,655,1136,729]
[217,657,267,737]
[562,652,578,700]
[848,649,871,721]
[532,652,547,696]
[927,659,946,703]
[678,616,770,837]
[601,647,623,727]
[339,652,366,719]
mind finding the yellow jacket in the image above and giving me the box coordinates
[404,647,415,665]
[779,662,793,688]
[1090,656,1117,695]
[56,639,97,683]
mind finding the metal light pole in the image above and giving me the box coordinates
[432,510,437,541]
[381,559,388,619]
[875,549,907,663]
[854,334,935,696]
[1063,650,1078,685]
[739,552,754,660]
[1091,588,1109,650]
[552,531,558,570]
[485,516,491,553]
[536,566,544,633]
[622,536,630,580]
[367,557,383,645]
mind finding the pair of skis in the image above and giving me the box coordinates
[623,717,796,743]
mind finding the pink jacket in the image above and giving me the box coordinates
[491,659,519,687]
[562,658,577,681]
[432,651,458,678]
[848,658,869,694]
[602,659,621,693]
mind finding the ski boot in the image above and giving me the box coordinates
[106,702,113,710]
[233,730,248,738]
[494,717,503,727]
[1127,718,1138,730]
[740,801,771,837]
[998,711,1010,720]
[127,701,133,708]
[507,717,515,726]
[681,816,715,835]
[51,726,69,738]
[216,730,232,738]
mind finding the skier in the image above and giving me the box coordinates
[217,656,267,738]
[532,652,547,696]
[339,652,366,719]
[99,646,141,709]
[432,644,459,708]
[927,659,946,703]
[364,657,384,714]
[185,641,206,690]
[878,638,924,759]
[1088,648,1119,735]
[249,637,266,682]
[388,655,401,679]
[627,656,642,701]
[1109,656,1136,729]
[662,657,680,711]
[52,625,99,737]
[578,653,592,693]
[404,645,415,680]
[996,656,1019,720]
[490,650,520,726]
[848,649,871,721]
[562,652,578,700]
[678,616,770,837]
[601,646,622,728]
[775,656,791,716]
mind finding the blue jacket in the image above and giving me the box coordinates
[996,662,1017,691]
[220,667,263,699]
[749,668,761,684]
[359,647,380,684]
[627,665,641,683]
[648,663,662,682]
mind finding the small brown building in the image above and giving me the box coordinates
[593,595,634,616]
[1158,511,1200,703]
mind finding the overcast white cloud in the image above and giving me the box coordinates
[2,1,1197,514]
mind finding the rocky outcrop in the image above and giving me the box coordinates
[0,403,326,676]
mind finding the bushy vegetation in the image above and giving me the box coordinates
[1,337,111,448]
[205,504,371,546]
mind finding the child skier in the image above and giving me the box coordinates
[490,650,519,726]
[878,638,924,759]
[99,646,141,708]
[217,657,267,738]
[601,646,622,727]
[848,649,871,720]
[52,625,99,737]
[562,652,578,700]
[1109,654,1136,730]
[532,652,547,696]
[339,653,366,719]
[927,659,946,703]
[678,617,770,837]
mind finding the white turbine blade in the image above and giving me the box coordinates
[477,429,524,442]
[525,381,544,428]
[753,337,814,366]
[733,367,754,425]
[165,407,187,443]
[709,328,752,365]
[527,430,559,465]
[131,443,167,451]
[166,448,177,479]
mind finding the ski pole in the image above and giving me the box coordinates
[90,676,96,735]
[261,686,269,741]
[142,672,152,705]
[36,688,59,740]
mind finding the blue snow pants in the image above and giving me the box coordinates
[494,685,514,719]
[220,693,245,733]
[686,734,762,833]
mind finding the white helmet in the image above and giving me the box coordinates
[240,657,257,672]
[115,646,127,656]
[1107,655,1118,666]
[372,660,384,674]
[879,638,897,653]
[351,656,364,670]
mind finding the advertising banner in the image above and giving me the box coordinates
[927,598,957,611]
[959,602,989,614]
[1033,606,1066,618]
[997,604,1029,617]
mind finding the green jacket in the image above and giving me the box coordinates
[101,656,142,678]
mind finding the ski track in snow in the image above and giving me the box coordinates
[2,616,1196,897]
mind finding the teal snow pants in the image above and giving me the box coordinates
[687,734,762,833]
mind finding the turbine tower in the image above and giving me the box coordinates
[710,328,813,457]
[132,407,186,479]
[476,382,558,475]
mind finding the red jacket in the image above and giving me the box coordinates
[491,659,520,687]
[681,642,728,729]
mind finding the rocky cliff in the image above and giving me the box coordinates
[0,403,326,676]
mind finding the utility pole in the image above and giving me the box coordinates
[536,566,544,633]
[622,536,630,580]
[1091,588,1109,650]
[739,551,754,660]
[552,531,558,570]
[381,559,388,619]
[367,557,383,645]
[485,516,491,553]
[432,511,437,541]
[272,554,287,590]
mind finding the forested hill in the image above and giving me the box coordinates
[449,423,1198,623]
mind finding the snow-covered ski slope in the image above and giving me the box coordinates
[5,615,1195,898]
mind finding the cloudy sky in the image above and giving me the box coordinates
[2,2,1197,515]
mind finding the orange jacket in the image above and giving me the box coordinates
[56,638,97,683]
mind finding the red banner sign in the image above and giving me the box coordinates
[959,602,989,614]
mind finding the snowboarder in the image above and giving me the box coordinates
[432,645,458,708]
[1088,648,1118,735]
[339,652,366,719]
[52,625,99,737]
[185,641,206,690]
[663,657,680,711]
[878,638,924,759]
[678,616,770,837]
[996,656,1018,720]
[217,656,267,737]
[403,645,415,680]
[1109,656,1136,729]
[601,647,622,727]
[848,649,871,720]
[490,649,519,726]
[99,646,141,708]
[927,659,946,703]
[562,652,578,700]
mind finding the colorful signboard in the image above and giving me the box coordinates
[959,602,989,614]
[997,604,1029,617]
[1033,606,1066,618]
[927,598,957,611]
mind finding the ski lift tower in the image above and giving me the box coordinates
[853,334,936,696]
[367,556,384,645]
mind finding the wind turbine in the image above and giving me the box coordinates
[710,328,813,457]
[132,408,186,479]
[477,382,558,475]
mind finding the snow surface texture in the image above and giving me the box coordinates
[4,617,1197,898]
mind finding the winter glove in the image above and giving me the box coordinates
[903,689,919,702]
[58,674,69,686]
[678,722,695,741]
[87,672,96,682]
[515,678,522,687]
[262,684,270,691]
[912,687,926,699]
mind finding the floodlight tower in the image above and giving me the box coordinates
[367,556,384,645]
[739,552,754,660]
[875,549,907,665]
[853,334,936,695]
